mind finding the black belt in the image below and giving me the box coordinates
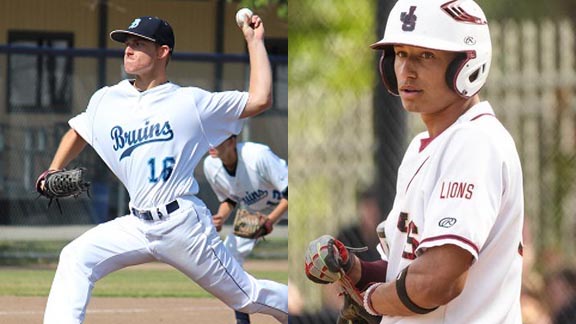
[131,200,180,221]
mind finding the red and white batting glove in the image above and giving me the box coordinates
[304,235,355,284]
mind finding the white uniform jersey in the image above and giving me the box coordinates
[45,80,289,323]
[69,80,247,209]
[203,142,288,216]
[379,102,524,323]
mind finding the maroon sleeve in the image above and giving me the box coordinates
[356,259,388,291]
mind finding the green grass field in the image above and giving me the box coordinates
[0,266,287,297]
[0,238,288,265]
[0,238,288,298]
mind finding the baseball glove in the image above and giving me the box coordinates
[337,292,382,324]
[232,209,273,239]
[36,168,91,211]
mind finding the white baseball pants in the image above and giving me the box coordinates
[224,234,257,266]
[43,197,288,324]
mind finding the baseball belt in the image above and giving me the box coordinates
[131,200,180,221]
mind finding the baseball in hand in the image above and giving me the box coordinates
[235,8,253,28]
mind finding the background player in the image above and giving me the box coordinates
[203,134,288,324]
[38,14,288,324]
[305,0,524,322]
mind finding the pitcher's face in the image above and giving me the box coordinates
[123,36,159,76]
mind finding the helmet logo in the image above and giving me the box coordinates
[441,0,487,25]
[400,6,417,31]
[129,18,141,29]
[464,36,476,45]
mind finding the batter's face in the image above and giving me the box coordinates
[123,36,163,75]
[393,45,461,114]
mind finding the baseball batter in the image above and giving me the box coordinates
[41,15,288,324]
[305,0,524,323]
[203,135,288,323]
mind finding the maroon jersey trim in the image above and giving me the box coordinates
[420,234,479,255]
[470,113,495,121]
[405,156,430,193]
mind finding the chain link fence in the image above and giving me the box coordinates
[289,0,380,311]
[289,1,576,322]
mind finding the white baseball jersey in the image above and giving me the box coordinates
[203,142,288,215]
[69,80,246,209]
[45,80,289,323]
[203,142,287,265]
[378,101,524,323]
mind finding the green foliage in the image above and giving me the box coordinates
[288,175,333,308]
[227,0,288,20]
[289,0,375,92]
[289,1,377,309]
[288,0,376,157]
[289,176,333,243]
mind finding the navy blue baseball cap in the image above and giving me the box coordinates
[110,16,175,52]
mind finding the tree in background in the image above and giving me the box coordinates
[289,0,377,311]
[228,0,287,20]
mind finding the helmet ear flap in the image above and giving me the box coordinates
[379,48,399,96]
[445,53,470,97]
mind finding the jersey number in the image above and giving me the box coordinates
[266,190,283,206]
[147,156,175,183]
[397,212,420,260]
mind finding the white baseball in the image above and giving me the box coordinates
[235,8,253,28]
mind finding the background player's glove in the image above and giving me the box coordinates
[337,292,382,324]
[304,235,356,284]
[232,209,273,239]
[36,168,91,208]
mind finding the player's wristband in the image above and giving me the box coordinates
[224,198,237,208]
[363,282,384,316]
[395,266,439,314]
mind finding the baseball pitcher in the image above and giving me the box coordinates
[38,14,288,324]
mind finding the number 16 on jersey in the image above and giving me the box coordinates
[148,156,175,183]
